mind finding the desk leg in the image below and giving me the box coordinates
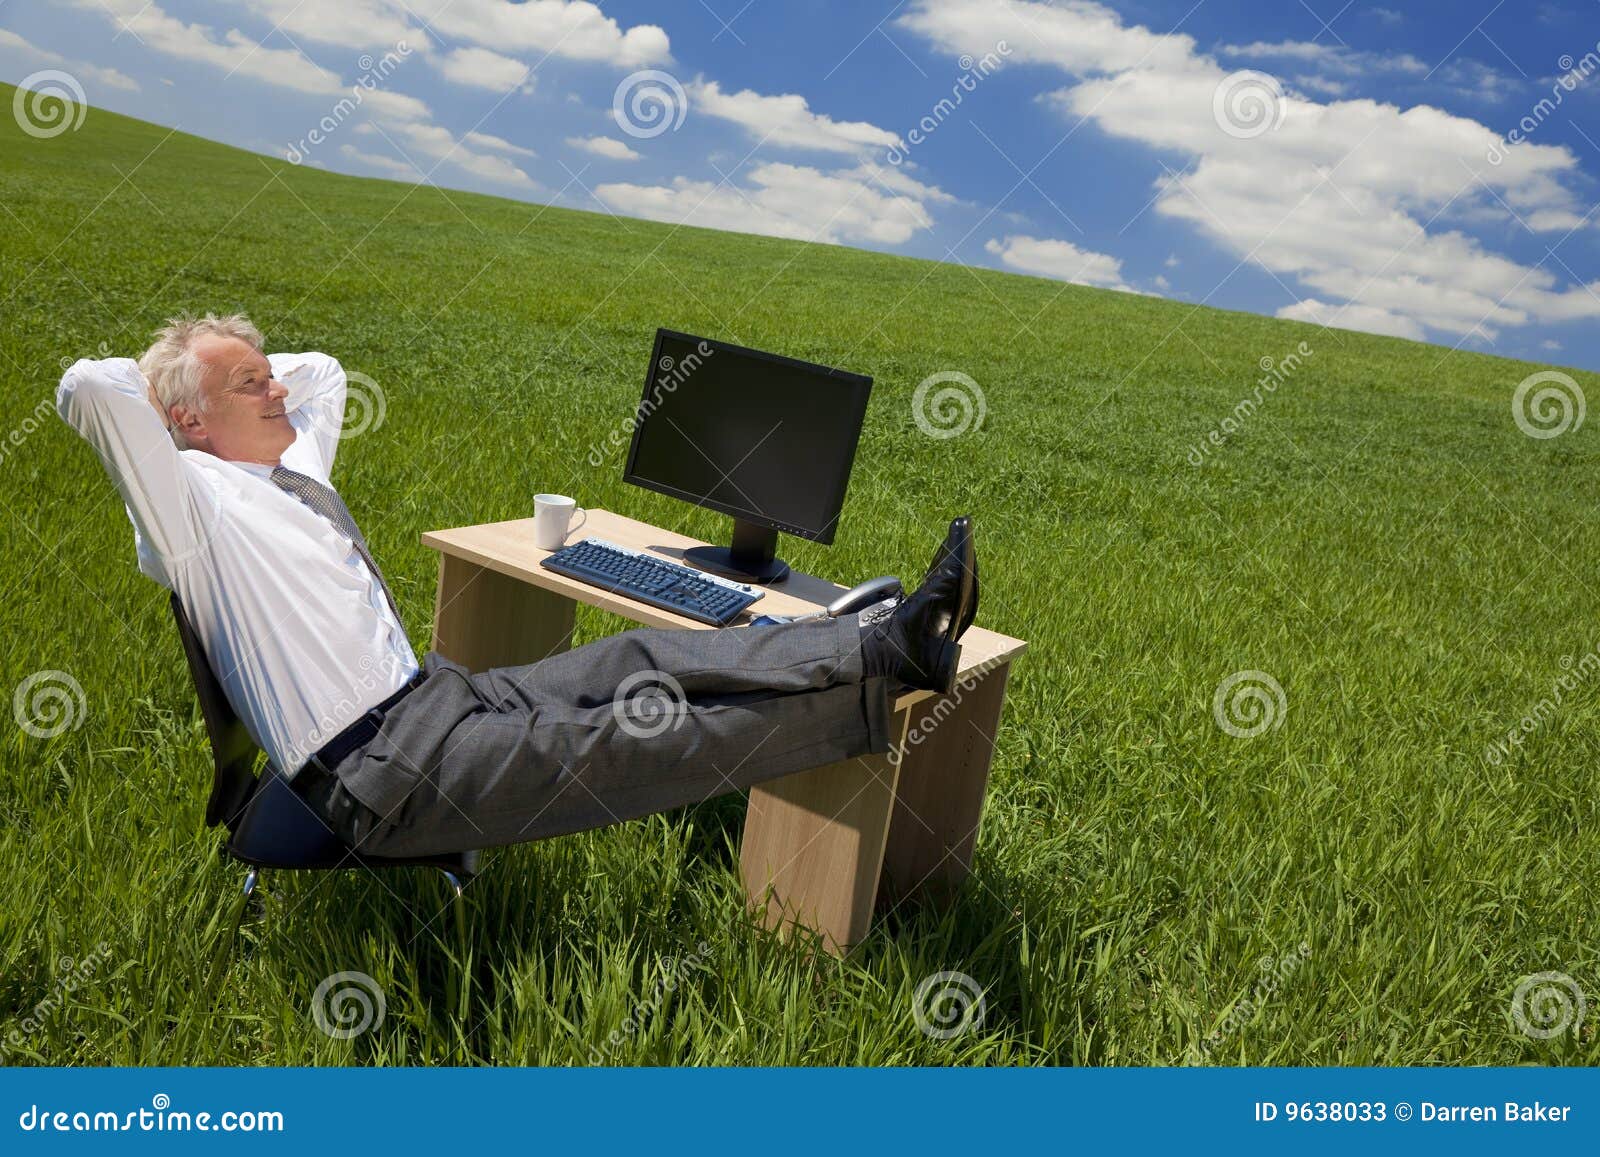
[431,555,576,672]
[877,662,1011,907]
[739,708,912,956]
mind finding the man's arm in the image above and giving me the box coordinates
[56,358,202,585]
[273,352,347,480]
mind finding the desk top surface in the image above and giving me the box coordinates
[422,509,1027,677]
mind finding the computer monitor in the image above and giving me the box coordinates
[622,329,873,584]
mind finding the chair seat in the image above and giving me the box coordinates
[227,769,478,877]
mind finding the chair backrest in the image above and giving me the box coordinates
[168,591,479,877]
[169,592,258,829]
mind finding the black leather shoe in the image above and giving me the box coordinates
[873,516,978,693]
[925,515,978,639]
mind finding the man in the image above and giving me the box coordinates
[57,313,979,859]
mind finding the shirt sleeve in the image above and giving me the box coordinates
[55,357,202,587]
[272,352,348,480]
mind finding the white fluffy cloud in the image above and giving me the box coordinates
[432,46,531,92]
[466,131,536,158]
[984,235,1133,291]
[339,143,422,182]
[221,0,431,53]
[358,120,537,188]
[401,0,668,68]
[64,0,537,191]
[1277,298,1426,341]
[67,0,342,95]
[689,80,901,154]
[902,0,1600,343]
[596,162,936,245]
[566,135,641,161]
[0,27,139,91]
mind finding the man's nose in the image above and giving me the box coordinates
[267,377,288,401]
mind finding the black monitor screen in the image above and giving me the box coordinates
[622,331,872,543]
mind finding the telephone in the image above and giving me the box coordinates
[749,575,904,627]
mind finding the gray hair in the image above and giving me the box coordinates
[137,313,264,450]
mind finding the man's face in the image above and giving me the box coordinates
[172,336,293,464]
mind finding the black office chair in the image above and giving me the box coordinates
[169,591,478,906]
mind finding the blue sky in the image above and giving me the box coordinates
[4,0,1599,370]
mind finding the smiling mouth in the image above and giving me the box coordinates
[263,409,286,419]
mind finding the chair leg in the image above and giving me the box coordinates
[200,866,259,1009]
[436,868,471,1029]
[437,868,463,900]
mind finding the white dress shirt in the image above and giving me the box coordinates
[57,353,419,778]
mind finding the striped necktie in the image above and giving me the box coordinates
[270,465,401,624]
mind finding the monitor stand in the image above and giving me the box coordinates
[684,517,791,584]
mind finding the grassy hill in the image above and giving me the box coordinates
[2,86,1597,1065]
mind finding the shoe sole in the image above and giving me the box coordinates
[935,638,961,695]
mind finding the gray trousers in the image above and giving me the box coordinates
[320,615,894,858]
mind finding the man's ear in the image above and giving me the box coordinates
[171,404,205,445]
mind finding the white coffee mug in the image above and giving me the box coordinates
[533,493,587,550]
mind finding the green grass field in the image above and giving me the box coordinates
[3,89,1598,1065]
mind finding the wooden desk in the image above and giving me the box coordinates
[421,509,1027,953]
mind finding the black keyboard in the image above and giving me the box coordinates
[540,538,763,626]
